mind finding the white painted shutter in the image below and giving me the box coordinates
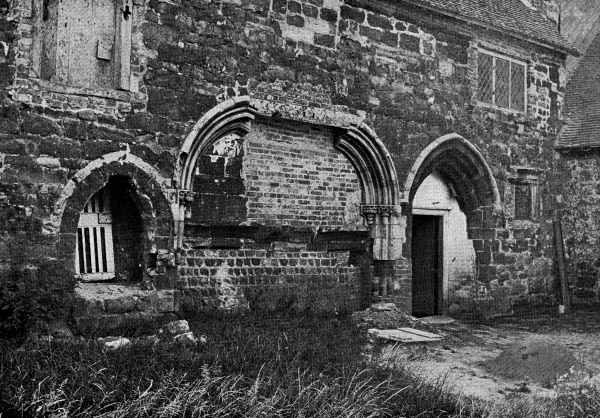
[75,189,115,281]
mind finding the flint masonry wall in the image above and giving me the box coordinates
[0,0,569,321]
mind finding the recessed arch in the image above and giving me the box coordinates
[51,151,174,282]
[176,96,257,192]
[174,99,402,260]
[405,134,502,315]
[404,133,501,213]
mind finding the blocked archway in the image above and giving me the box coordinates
[404,134,502,315]
[52,151,174,284]
[175,97,402,260]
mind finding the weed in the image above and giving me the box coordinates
[0,312,479,417]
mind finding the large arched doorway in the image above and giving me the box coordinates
[405,134,501,316]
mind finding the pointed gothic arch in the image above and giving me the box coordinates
[174,97,402,260]
[335,123,402,260]
[404,133,501,213]
[404,134,503,307]
[51,151,173,283]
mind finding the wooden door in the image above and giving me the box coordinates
[411,215,442,317]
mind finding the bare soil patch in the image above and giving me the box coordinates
[361,307,600,402]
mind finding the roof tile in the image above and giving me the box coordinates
[402,0,576,53]
[558,31,600,148]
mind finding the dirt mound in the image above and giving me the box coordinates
[483,336,585,386]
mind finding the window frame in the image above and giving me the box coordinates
[477,49,527,114]
[29,0,137,94]
[510,167,541,223]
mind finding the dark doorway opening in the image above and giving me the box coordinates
[412,215,443,317]
[107,176,144,282]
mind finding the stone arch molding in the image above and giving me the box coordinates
[50,150,173,233]
[49,150,174,278]
[174,96,402,260]
[403,133,501,213]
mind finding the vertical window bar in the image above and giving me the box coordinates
[93,228,100,273]
[84,227,92,273]
[77,228,85,274]
[492,57,496,106]
[508,62,512,110]
[100,227,108,273]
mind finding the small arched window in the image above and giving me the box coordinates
[75,188,115,281]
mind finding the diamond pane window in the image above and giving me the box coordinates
[478,53,493,104]
[511,64,525,111]
[478,51,526,112]
[495,57,510,108]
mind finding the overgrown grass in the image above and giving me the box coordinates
[1,312,599,417]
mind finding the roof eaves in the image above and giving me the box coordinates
[397,0,580,57]
[555,142,600,150]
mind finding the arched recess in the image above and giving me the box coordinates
[404,133,501,214]
[173,96,257,250]
[175,96,402,260]
[51,151,174,283]
[335,123,403,260]
[404,133,502,290]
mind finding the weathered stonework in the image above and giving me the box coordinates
[0,0,575,328]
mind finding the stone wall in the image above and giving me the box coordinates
[177,248,365,312]
[553,151,600,303]
[0,0,571,323]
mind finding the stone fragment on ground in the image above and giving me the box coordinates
[159,319,190,336]
[158,320,206,346]
[173,331,199,346]
[99,336,132,349]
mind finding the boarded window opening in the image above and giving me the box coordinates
[511,168,540,221]
[514,184,533,221]
[38,0,133,90]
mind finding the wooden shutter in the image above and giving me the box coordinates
[75,189,115,281]
[54,0,118,89]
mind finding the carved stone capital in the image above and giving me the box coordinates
[179,190,194,206]
[361,205,397,224]
[166,189,194,207]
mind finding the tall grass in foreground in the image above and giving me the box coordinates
[1,312,599,417]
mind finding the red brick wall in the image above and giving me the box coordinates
[177,248,366,312]
[180,121,370,312]
[244,123,363,229]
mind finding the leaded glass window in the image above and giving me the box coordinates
[478,51,526,112]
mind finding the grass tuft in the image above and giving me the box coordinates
[2,311,599,417]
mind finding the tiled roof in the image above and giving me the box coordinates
[558,0,600,76]
[400,0,577,55]
[557,32,600,148]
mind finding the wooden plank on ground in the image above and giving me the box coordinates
[368,328,443,343]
